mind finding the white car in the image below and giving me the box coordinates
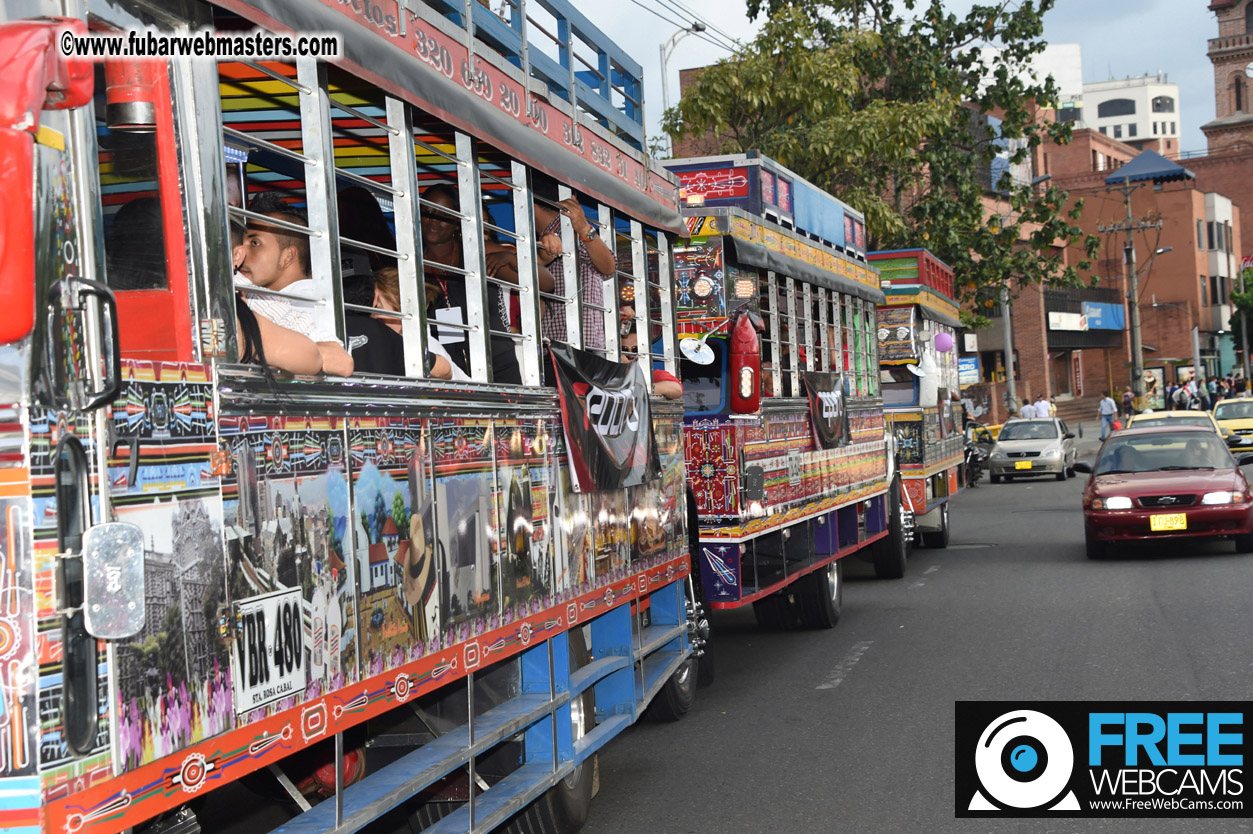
[988,418,1078,482]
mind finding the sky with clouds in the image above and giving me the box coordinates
[582,0,1220,155]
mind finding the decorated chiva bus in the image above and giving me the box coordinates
[870,249,965,555]
[0,1,699,832]
[660,151,911,639]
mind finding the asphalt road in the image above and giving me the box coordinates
[582,466,1253,834]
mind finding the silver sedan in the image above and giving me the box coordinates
[988,418,1078,482]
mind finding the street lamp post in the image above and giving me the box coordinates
[659,22,706,154]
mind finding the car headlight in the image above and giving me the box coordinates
[991,449,1007,460]
[1201,491,1241,505]
[1040,449,1059,459]
[1094,496,1133,510]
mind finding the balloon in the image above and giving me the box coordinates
[935,332,954,353]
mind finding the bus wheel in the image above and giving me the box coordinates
[752,594,795,631]
[798,559,843,629]
[503,630,595,834]
[646,655,695,722]
[872,478,910,579]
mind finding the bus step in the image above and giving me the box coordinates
[272,693,555,834]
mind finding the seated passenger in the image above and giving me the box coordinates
[367,267,467,381]
[235,192,354,376]
[230,221,322,375]
[106,196,167,290]
[420,183,553,385]
[620,316,682,401]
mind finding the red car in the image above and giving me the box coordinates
[1073,424,1253,559]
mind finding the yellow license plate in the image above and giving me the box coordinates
[1150,513,1187,532]
[1014,460,1032,470]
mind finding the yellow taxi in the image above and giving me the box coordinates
[1126,409,1238,446]
[1213,398,1253,446]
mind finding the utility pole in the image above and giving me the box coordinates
[1226,221,1250,381]
[1000,284,1016,417]
[1098,177,1162,411]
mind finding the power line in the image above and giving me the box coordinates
[653,0,742,50]
[624,0,738,54]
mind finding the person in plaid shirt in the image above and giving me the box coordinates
[534,191,617,351]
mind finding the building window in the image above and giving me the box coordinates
[1098,98,1137,118]
[1237,77,1246,114]
[1247,1,1253,34]
[1152,96,1175,114]
[1201,275,1208,305]
[1171,121,1176,133]
[1113,124,1122,138]
[1208,221,1216,250]
[1212,275,1221,306]
[1198,219,1204,249]
[1152,122,1158,135]
[1128,123,1137,137]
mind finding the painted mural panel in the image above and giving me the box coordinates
[350,418,439,677]
[220,416,354,725]
[431,420,498,644]
[0,494,37,780]
[496,419,557,621]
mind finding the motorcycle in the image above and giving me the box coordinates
[964,438,988,487]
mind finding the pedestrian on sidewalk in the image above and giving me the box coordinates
[1019,398,1037,419]
[1098,390,1118,439]
[1033,392,1050,418]
[1121,386,1134,419]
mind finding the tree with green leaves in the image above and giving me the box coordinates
[664,0,1098,317]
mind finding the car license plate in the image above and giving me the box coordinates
[1014,460,1032,470]
[1150,513,1187,532]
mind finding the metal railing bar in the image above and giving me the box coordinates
[230,206,320,238]
[413,135,463,165]
[339,235,407,261]
[222,126,311,166]
[333,166,402,197]
[240,60,312,94]
[329,98,399,135]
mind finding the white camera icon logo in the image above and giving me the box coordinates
[969,709,1080,811]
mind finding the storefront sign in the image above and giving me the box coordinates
[1048,311,1088,331]
[1072,350,1083,397]
[958,356,980,386]
[1082,302,1126,331]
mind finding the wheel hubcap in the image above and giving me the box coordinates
[826,561,840,602]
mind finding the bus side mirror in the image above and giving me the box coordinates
[81,522,146,640]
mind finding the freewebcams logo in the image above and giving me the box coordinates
[956,701,1249,819]
[967,709,1080,812]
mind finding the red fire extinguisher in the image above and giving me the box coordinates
[729,311,761,414]
[104,59,159,132]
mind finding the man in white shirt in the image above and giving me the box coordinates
[1097,390,1118,439]
[236,193,354,376]
[1034,393,1050,418]
[1019,398,1037,419]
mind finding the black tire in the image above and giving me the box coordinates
[1055,470,1066,482]
[752,594,794,631]
[920,503,950,549]
[1065,466,1076,478]
[797,560,843,629]
[501,630,595,834]
[990,473,1002,484]
[1085,534,1107,560]
[1234,532,1253,553]
[872,479,909,580]
[646,656,695,722]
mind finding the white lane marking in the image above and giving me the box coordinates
[924,566,940,574]
[816,640,873,690]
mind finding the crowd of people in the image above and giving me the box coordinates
[1161,374,1248,412]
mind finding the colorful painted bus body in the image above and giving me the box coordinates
[0,2,694,832]
[871,249,965,544]
[661,154,906,622]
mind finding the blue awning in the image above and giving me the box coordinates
[1104,149,1196,185]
